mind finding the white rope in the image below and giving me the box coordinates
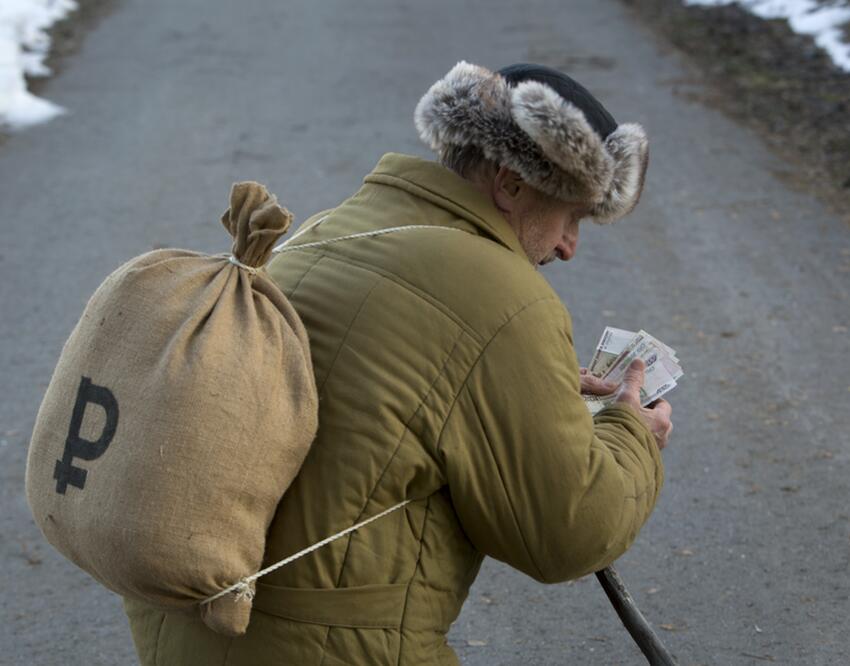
[276,214,330,248]
[227,255,259,274]
[201,499,412,606]
[272,222,465,255]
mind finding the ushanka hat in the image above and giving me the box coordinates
[414,61,649,224]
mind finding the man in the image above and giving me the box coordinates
[125,61,672,665]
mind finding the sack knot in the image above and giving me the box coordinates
[221,181,293,270]
[233,579,255,602]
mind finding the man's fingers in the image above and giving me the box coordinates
[619,359,645,394]
[581,375,617,395]
[611,363,672,450]
[580,373,619,396]
[649,398,672,419]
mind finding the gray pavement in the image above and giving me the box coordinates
[1,1,849,664]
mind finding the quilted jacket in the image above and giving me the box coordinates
[124,153,663,665]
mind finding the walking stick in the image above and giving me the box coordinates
[595,566,678,665]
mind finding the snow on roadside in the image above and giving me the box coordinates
[0,0,77,131]
[685,1,850,71]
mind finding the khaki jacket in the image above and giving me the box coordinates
[125,153,663,665]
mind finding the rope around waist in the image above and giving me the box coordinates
[201,499,413,605]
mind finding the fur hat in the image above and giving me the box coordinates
[414,61,649,224]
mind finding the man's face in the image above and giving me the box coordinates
[482,165,589,268]
[512,192,588,268]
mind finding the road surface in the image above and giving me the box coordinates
[1,0,848,663]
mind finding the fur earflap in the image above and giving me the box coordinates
[510,80,614,205]
[415,62,649,224]
[414,61,544,194]
[589,123,649,224]
[414,62,509,152]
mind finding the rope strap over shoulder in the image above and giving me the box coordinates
[201,499,413,605]
[271,215,466,255]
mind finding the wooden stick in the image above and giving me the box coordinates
[595,566,678,665]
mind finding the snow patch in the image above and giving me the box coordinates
[684,1,850,71]
[0,0,77,131]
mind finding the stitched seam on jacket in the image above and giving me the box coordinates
[316,623,333,665]
[315,273,382,396]
[464,388,547,582]
[325,249,483,342]
[396,494,433,666]
[221,631,236,666]
[153,614,167,666]
[285,249,324,300]
[298,246,521,346]
[433,296,564,582]
[333,326,466,588]
[433,296,563,456]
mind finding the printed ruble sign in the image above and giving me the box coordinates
[53,376,119,494]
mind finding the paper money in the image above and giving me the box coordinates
[603,331,660,382]
[583,393,617,416]
[584,327,683,414]
[587,327,635,378]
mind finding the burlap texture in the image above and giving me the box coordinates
[25,182,318,636]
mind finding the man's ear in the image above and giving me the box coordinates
[492,166,524,213]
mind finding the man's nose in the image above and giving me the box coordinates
[559,226,579,260]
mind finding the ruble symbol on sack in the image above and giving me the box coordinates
[53,376,119,494]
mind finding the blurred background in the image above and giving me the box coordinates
[1,0,849,664]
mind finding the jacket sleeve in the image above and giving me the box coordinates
[438,299,664,583]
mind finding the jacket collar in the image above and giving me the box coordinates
[364,153,527,257]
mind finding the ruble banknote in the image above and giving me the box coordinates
[584,327,683,415]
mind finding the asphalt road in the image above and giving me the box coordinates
[2,1,849,664]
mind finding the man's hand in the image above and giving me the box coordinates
[579,368,618,396]
[611,359,673,450]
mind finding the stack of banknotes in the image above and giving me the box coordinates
[583,328,684,415]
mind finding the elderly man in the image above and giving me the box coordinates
[125,61,671,665]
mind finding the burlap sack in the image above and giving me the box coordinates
[25,182,318,636]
